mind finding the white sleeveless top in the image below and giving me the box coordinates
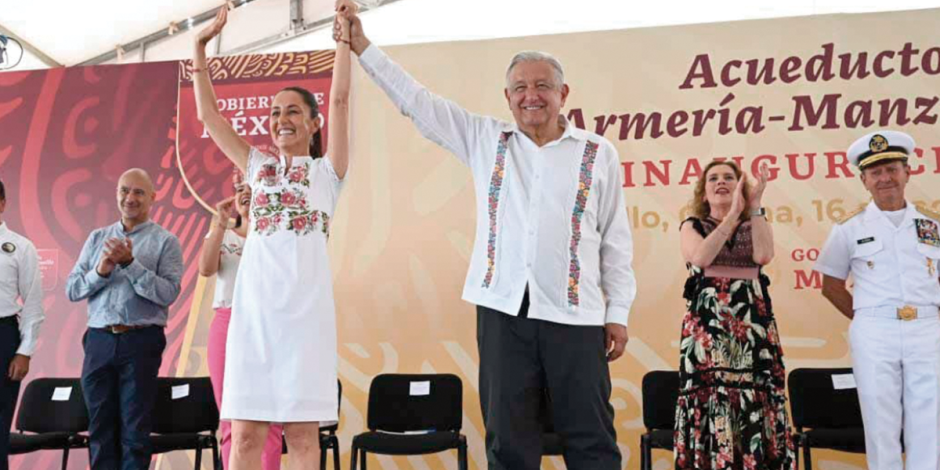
[210,228,245,309]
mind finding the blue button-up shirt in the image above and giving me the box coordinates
[66,220,183,328]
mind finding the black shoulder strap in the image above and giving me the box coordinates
[680,217,707,237]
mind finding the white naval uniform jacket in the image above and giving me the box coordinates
[0,223,44,356]
[815,200,940,310]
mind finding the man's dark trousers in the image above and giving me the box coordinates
[0,317,21,470]
[477,292,621,470]
[82,326,165,470]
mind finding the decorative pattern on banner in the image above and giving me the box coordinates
[179,51,335,81]
[0,62,202,470]
[567,141,599,307]
[482,132,512,288]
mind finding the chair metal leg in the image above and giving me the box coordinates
[331,436,340,470]
[60,447,70,470]
[803,435,813,470]
[212,438,221,470]
[194,442,203,470]
[639,435,646,470]
[458,437,468,470]
[361,449,367,470]
[792,433,800,470]
[350,445,358,470]
[320,437,327,470]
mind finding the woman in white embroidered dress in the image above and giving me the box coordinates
[193,2,354,469]
[199,172,284,470]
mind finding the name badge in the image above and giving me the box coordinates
[856,237,875,245]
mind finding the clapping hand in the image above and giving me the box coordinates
[728,172,747,221]
[97,237,133,275]
[748,163,770,209]
[214,196,237,229]
[105,238,134,266]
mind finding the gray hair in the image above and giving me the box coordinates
[505,51,565,89]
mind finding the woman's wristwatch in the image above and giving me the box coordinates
[750,207,766,218]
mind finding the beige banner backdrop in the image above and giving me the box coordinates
[174,7,940,470]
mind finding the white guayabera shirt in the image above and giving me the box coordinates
[359,45,637,327]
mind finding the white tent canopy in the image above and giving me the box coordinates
[3,0,940,71]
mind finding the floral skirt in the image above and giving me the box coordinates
[674,268,795,470]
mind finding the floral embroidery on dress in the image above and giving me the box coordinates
[287,210,331,237]
[253,213,284,236]
[567,141,599,306]
[278,188,307,210]
[257,163,279,187]
[250,158,330,237]
[482,132,512,288]
[287,162,311,187]
[220,242,243,256]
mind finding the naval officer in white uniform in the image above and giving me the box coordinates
[815,130,940,470]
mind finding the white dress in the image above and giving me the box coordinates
[221,148,342,423]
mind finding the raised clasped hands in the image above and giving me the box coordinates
[333,0,358,43]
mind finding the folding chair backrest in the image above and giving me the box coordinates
[367,374,462,433]
[788,368,863,429]
[322,379,343,433]
[151,377,219,434]
[641,371,680,431]
[15,377,88,434]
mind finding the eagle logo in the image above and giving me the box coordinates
[869,134,889,153]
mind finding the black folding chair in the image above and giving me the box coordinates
[9,378,89,470]
[788,368,866,470]
[282,379,343,469]
[640,370,679,470]
[150,377,220,470]
[350,374,467,470]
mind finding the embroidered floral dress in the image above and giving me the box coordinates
[674,217,795,470]
[221,148,342,423]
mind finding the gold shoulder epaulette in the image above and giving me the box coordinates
[837,205,866,225]
[916,204,940,221]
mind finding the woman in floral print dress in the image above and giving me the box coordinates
[192,2,356,469]
[674,160,795,470]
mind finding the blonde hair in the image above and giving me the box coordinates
[687,160,751,223]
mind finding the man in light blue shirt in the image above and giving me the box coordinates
[66,168,182,470]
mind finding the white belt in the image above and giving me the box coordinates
[855,305,939,321]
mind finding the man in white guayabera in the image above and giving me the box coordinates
[345,12,638,470]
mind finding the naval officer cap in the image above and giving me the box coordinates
[848,130,915,169]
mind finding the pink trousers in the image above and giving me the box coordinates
[208,307,283,470]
